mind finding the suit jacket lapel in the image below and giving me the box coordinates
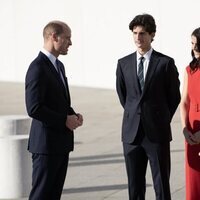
[39,52,60,80]
[57,61,71,102]
[142,50,159,94]
[39,52,69,99]
[132,53,141,94]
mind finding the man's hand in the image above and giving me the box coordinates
[65,114,83,131]
[76,113,83,126]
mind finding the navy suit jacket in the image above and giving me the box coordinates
[116,50,181,144]
[25,52,75,154]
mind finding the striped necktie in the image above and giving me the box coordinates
[138,57,145,91]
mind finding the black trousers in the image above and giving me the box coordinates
[123,124,171,200]
[29,153,69,200]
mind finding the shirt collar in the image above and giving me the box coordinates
[41,48,57,66]
[137,48,153,62]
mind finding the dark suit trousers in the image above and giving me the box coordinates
[29,153,69,200]
[123,123,171,200]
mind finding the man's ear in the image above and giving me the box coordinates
[51,32,58,42]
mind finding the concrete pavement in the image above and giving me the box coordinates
[0,82,185,200]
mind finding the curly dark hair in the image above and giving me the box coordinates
[190,27,200,71]
[129,14,156,34]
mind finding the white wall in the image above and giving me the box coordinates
[1,0,200,89]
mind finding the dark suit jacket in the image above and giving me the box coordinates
[116,50,180,144]
[25,52,75,154]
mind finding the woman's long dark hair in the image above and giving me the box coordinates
[190,27,200,71]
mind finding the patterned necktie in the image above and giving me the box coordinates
[138,57,145,91]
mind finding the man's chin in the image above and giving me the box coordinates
[136,44,143,49]
[60,51,68,55]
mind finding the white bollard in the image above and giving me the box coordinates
[0,115,31,137]
[0,115,31,199]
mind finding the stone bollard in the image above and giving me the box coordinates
[0,115,32,199]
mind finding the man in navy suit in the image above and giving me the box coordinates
[25,20,83,200]
[116,14,180,200]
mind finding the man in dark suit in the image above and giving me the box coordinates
[25,20,83,200]
[116,14,180,200]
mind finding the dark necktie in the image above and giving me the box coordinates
[138,57,145,91]
[56,59,66,88]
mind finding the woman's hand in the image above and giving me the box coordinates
[191,131,200,144]
[183,127,197,145]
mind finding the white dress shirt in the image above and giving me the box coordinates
[136,48,153,81]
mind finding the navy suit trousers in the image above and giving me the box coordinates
[29,153,69,200]
[123,123,171,200]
